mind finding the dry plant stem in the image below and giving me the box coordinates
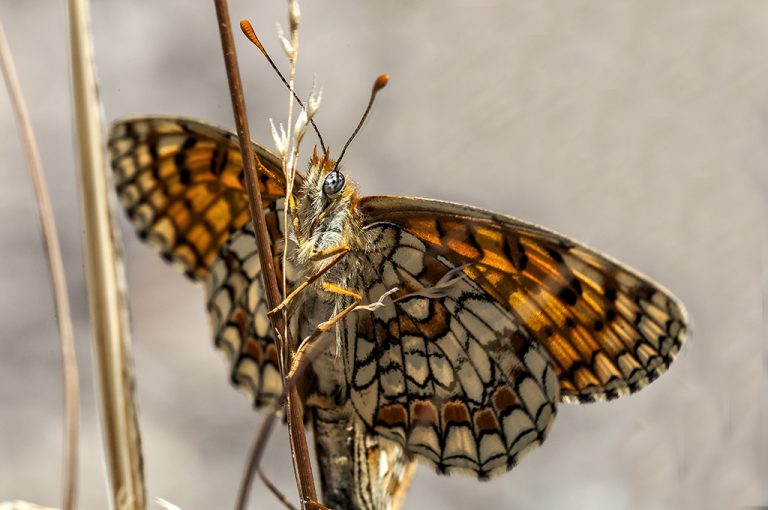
[281,0,300,329]
[0,18,80,510]
[68,0,146,508]
[258,470,298,510]
[211,2,318,509]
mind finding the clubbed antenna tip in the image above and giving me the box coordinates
[240,18,326,152]
[333,74,390,172]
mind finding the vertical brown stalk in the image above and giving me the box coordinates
[211,1,318,508]
[0,17,80,510]
[68,0,146,508]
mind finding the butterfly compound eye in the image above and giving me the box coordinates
[323,170,345,196]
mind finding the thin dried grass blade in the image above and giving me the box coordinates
[0,17,80,510]
[67,0,146,508]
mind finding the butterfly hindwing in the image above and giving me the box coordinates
[359,196,688,404]
[205,210,288,409]
[109,115,294,280]
[344,224,560,478]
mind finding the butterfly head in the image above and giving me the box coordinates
[293,146,361,255]
[303,145,355,196]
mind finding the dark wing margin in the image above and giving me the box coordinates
[108,115,298,281]
[359,196,688,404]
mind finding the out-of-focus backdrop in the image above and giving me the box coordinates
[1,1,765,509]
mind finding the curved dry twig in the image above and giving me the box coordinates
[0,17,80,510]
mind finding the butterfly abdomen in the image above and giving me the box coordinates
[312,406,415,510]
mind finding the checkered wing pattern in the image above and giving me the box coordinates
[204,206,288,408]
[360,197,688,404]
[109,116,293,281]
[345,225,560,478]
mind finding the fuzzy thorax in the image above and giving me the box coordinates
[292,151,364,280]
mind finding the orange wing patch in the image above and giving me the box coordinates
[360,196,687,403]
[109,116,293,280]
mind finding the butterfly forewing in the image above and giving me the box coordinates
[360,196,688,403]
[109,116,293,280]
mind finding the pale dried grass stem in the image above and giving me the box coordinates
[67,0,146,507]
[0,17,80,510]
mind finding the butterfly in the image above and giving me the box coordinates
[108,115,687,510]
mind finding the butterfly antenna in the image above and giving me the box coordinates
[332,74,389,173]
[240,19,326,153]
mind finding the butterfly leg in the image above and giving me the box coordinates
[285,282,362,385]
[268,246,350,317]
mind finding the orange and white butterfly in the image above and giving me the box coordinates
[109,115,687,510]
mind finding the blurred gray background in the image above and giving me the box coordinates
[0,1,765,509]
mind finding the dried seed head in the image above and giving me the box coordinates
[294,110,309,143]
[270,118,287,156]
[276,23,293,57]
[289,0,301,32]
[308,77,323,117]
